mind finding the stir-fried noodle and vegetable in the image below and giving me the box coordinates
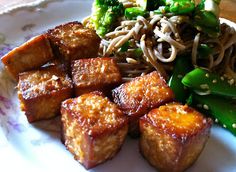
[84,0,236,80]
[83,0,236,136]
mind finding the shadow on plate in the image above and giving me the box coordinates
[91,137,156,172]
[188,127,236,172]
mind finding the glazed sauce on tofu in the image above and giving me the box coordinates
[72,58,121,88]
[47,21,100,61]
[125,72,171,105]
[19,67,72,99]
[62,93,127,137]
[144,103,212,139]
[61,92,128,169]
[113,71,174,116]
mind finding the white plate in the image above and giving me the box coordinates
[0,1,236,172]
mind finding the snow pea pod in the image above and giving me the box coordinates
[136,0,166,11]
[154,6,170,14]
[193,11,220,37]
[198,44,213,59]
[182,68,236,98]
[168,0,195,14]
[168,56,193,103]
[125,7,149,20]
[153,0,195,14]
[192,93,236,136]
[120,41,130,52]
[193,0,221,37]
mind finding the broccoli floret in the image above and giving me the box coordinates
[91,0,124,36]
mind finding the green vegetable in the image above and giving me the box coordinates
[197,0,220,16]
[192,93,236,136]
[137,0,194,14]
[182,68,236,98]
[186,94,193,105]
[193,11,220,37]
[134,48,143,57]
[125,7,149,20]
[198,44,213,59]
[193,0,221,37]
[168,56,193,103]
[168,0,195,14]
[91,0,124,36]
[120,41,130,52]
[153,6,170,14]
[136,0,165,11]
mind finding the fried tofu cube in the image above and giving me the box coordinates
[112,71,174,136]
[1,34,54,80]
[140,103,212,172]
[71,57,122,96]
[18,65,73,123]
[61,92,128,169]
[47,21,100,62]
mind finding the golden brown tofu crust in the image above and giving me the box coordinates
[47,21,101,62]
[112,71,174,136]
[18,65,73,122]
[71,57,122,96]
[1,34,54,80]
[140,103,212,172]
[61,92,128,169]
[61,92,128,137]
[112,71,174,117]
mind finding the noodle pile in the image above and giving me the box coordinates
[83,0,236,81]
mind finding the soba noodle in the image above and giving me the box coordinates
[83,1,236,81]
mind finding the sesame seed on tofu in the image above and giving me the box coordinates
[140,103,212,172]
[47,21,100,62]
[71,57,121,96]
[61,92,128,169]
[112,71,174,136]
[17,65,73,123]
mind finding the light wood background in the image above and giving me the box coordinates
[0,0,235,22]
[220,0,236,22]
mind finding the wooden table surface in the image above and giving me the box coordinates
[0,0,235,22]
[220,0,236,22]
